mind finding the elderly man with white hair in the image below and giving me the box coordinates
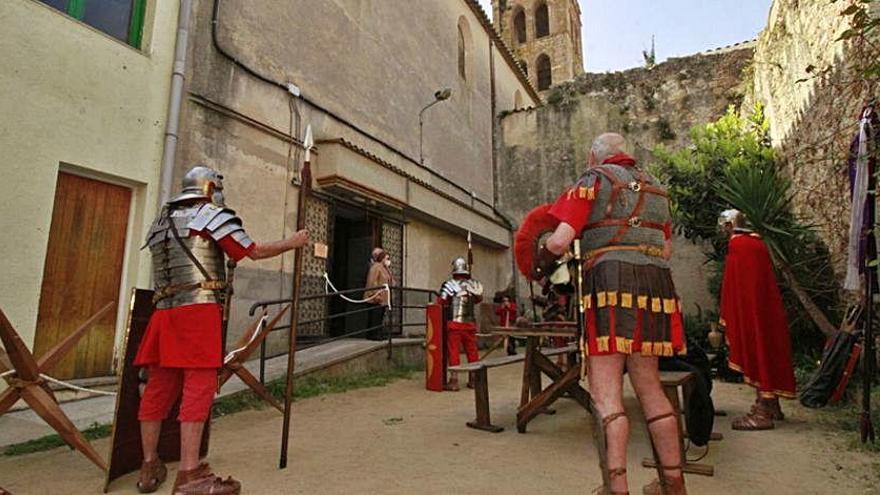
[535,133,687,495]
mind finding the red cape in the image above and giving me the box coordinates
[720,233,796,398]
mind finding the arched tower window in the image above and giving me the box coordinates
[513,8,527,44]
[535,2,550,38]
[536,54,552,90]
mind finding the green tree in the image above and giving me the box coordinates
[652,105,839,351]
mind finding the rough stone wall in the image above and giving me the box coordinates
[748,0,880,278]
[497,45,755,313]
[494,0,584,91]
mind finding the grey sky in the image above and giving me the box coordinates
[477,0,772,73]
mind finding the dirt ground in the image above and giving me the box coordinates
[1,365,877,495]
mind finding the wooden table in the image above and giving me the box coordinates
[489,326,592,433]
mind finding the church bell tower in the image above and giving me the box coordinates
[492,0,584,93]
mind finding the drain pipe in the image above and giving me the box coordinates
[157,0,194,206]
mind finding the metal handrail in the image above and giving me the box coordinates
[252,285,438,383]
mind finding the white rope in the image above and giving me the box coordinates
[2,366,116,396]
[38,374,117,396]
[323,272,391,309]
[224,312,268,365]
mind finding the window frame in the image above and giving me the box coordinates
[513,8,527,44]
[536,54,552,91]
[535,2,550,39]
[40,0,147,49]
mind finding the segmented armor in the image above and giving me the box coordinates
[144,203,253,308]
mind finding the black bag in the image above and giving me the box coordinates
[799,330,861,409]
[659,342,715,447]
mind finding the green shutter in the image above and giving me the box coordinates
[127,0,147,49]
[67,0,85,19]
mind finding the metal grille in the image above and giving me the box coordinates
[381,221,404,334]
[300,196,330,336]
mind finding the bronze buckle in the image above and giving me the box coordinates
[627,217,642,227]
[628,181,641,192]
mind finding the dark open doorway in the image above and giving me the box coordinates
[328,205,379,337]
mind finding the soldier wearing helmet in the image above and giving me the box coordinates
[134,165,309,495]
[439,256,484,391]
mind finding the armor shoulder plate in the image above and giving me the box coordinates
[187,204,253,248]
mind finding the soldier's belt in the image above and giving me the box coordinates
[152,280,228,304]
[584,244,665,260]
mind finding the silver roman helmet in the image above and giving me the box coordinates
[717,209,747,230]
[451,257,470,276]
[169,165,226,206]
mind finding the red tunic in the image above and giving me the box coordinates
[720,233,796,399]
[134,235,254,369]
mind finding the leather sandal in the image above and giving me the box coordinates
[173,463,241,495]
[643,413,687,495]
[593,412,630,495]
[136,458,167,493]
[642,470,686,495]
[445,377,460,392]
[733,405,774,431]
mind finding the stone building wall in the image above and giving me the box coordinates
[747,0,880,278]
[497,45,755,313]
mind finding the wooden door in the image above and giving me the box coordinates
[33,172,131,379]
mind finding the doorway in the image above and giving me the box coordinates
[327,205,379,337]
[33,172,131,379]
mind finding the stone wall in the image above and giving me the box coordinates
[496,44,755,313]
[748,0,880,278]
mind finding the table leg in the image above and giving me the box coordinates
[466,368,503,433]
[520,337,537,409]
[517,366,581,433]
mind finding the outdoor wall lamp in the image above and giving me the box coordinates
[419,88,453,165]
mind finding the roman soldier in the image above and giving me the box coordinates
[536,133,686,494]
[135,166,308,494]
[718,209,796,430]
[439,257,483,391]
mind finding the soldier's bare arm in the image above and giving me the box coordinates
[248,229,310,260]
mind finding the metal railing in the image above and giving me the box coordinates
[248,285,438,384]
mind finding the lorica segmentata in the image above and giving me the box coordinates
[144,203,253,308]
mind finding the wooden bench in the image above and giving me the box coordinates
[450,344,578,433]
[641,371,717,477]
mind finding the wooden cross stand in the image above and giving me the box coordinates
[0,303,115,471]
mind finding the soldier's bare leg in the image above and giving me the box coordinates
[140,420,161,462]
[627,354,684,487]
[179,421,205,470]
[587,353,629,494]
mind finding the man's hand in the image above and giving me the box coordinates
[289,229,309,249]
[248,229,310,260]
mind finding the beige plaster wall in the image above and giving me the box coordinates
[0,0,177,349]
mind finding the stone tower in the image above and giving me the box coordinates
[492,0,584,94]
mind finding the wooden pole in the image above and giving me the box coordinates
[279,124,313,468]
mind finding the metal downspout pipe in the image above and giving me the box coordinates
[158,0,193,206]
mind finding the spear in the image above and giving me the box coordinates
[467,231,473,271]
[279,124,313,469]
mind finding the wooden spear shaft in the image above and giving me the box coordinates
[279,125,313,469]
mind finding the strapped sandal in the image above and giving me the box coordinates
[732,409,774,431]
[136,458,167,494]
[642,469,686,495]
[592,412,630,495]
[173,463,241,495]
[644,413,687,495]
